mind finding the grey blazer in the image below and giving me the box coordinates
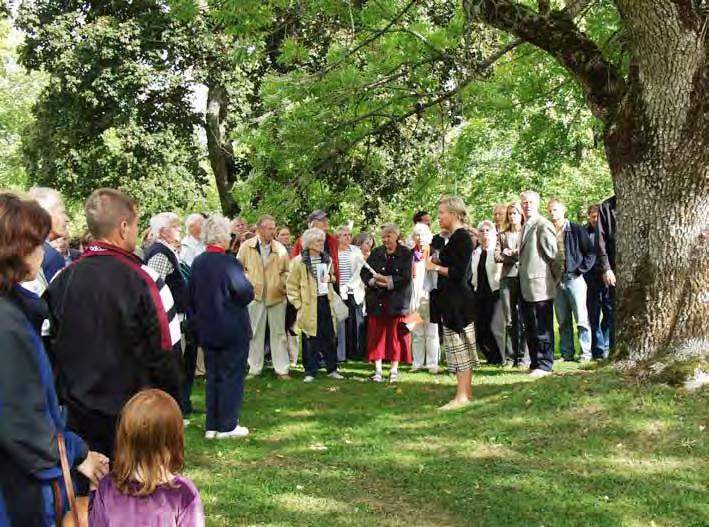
[518,215,560,302]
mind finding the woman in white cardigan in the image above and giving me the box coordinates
[471,220,506,364]
[410,222,440,374]
[335,225,367,361]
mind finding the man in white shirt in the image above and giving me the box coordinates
[180,213,206,267]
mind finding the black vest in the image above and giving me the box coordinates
[144,242,187,314]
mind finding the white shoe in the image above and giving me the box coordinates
[409,366,422,373]
[304,375,315,383]
[529,369,551,378]
[216,425,249,439]
[327,371,344,380]
[204,430,217,440]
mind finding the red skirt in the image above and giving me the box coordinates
[367,315,412,363]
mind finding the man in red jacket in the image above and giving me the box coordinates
[291,210,340,286]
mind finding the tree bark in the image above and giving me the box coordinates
[466,0,709,379]
[205,82,238,216]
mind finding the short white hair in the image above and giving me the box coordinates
[185,213,204,230]
[201,214,232,246]
[28,187,63,213]
[520,190,540,205]
[412,222,433,245]
[150,212,180,238]
[335,224,352,237]
[302,228,326,250]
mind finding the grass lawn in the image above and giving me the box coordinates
[184,362,709,527]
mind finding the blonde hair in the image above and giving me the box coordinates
[438,196,468,224]
[113,389,184,497]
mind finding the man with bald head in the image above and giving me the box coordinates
[46,188,182,494]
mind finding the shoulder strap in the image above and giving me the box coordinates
[57,433,81,527]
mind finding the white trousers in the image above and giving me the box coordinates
[412,301,440,371]
[248,300,290,375]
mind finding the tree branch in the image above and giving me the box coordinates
[464,0,626,121]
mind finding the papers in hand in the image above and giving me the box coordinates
[316,263,329,295]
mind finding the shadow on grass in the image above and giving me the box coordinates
[185,365,709,527]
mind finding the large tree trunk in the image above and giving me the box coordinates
[205,82,238,216]
[605,1,709,377]
[467,0,709,381]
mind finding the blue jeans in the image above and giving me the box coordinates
[554,274,591,361]
[585,272,614,359]
[204,341,249,432]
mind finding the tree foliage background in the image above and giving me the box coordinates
[6,0,614,232]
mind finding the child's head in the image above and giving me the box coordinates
[114,389,184,496]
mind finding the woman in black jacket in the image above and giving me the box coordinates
[361,223,412,383]
[426,197,479,410]
[0,193,108,526]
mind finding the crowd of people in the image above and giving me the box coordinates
[0,185,617,526]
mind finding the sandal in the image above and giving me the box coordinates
[389,370,399,384]
[371,373,383,383]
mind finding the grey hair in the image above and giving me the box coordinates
[28,187,63,213]
[380,222,400,239]
[520,190,541,205]
[477,220,497,249]
[301,228,326,250]
[412,222,433,245]
[201,214,232,246]
[149,212,180,238]
[335,224,352,237]
[438,196,468,224]
[185,213,204,230]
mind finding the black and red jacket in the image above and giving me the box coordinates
[46,242,182,417]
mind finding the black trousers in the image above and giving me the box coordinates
[521,299,555,372]
[303,296,338,377]
[344,296,365,360]
[475,291,503,364]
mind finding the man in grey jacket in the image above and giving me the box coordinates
[518,191,559,376]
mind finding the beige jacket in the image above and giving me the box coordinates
[237,237,290,306]
[518,215,560,302]
[286,255,337,337]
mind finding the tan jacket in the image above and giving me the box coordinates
[518,215,560,302]
[237,237,290,306]
[286,255,337,337]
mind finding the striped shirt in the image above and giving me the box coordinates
[338,247,354,285]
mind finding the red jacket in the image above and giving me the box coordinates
[292,233,340,284]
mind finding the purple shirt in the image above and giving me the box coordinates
[89,474,205,527]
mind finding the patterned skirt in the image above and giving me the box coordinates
[441,322,480,373]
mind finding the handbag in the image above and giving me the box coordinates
[52,433,82,527]
[332,292,350,322]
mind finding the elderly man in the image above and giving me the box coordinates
[548,199,595,363]
[237,214,291,378]
[518,190,559,377]
[180,213,206,266]
[46,189,182,493]
[26,187,69,291]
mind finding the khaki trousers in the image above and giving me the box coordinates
[247,300,289,375]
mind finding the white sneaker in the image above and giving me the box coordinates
[529,369,551,378]
[204,430,217,440]
[327,371,344,380]
[304,375,315,383]
[216,425,249,439]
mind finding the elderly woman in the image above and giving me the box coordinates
[189,214,254,439]
[495,202,529,367]
[410,222,440,374]
[426,196,479,410]
[335,224,367,362]
[471,220,505,365]
[287,228,344,382]
[361,223,412,383]
[353,232,374,261]
[0,193,108,526]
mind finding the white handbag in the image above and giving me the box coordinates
[332,292,350,322]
